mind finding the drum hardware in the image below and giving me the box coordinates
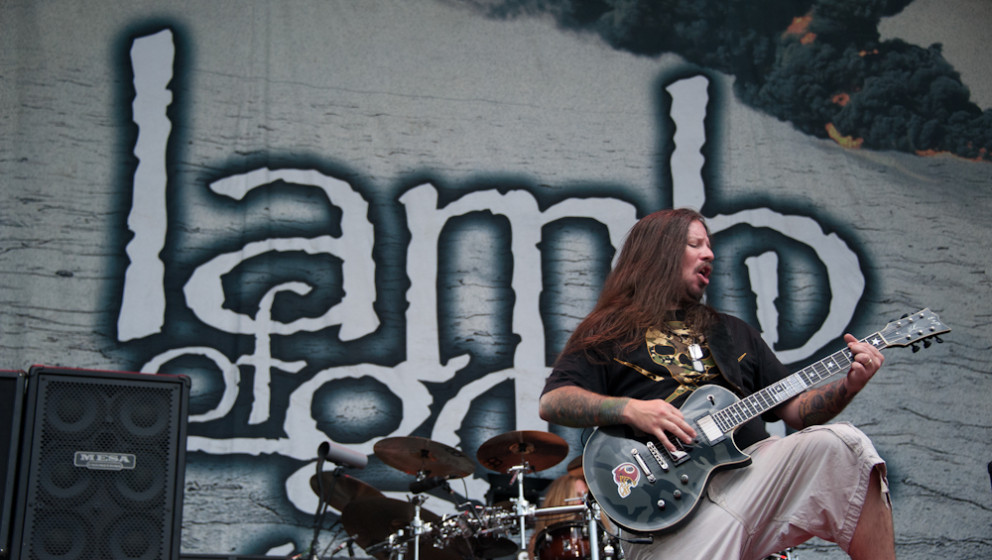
[587,501,601,560]
[477,431,570,560]
[430,504,518,559]
[323,432,627,560]
[307,450,338,559]
[587,496,652,550]
[533,504,588,518]
[341,436,477,560]
[531,499,612,560]
[340,496,463,560]
[305,440,375,559]
[486,473,550,506]
[588,501,628,560]
[407,494,428,560]
[533,522,591,560]
[368,436,475,560]
[307,465,382,558]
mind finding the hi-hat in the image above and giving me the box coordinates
[308,472,383,511]
[341,497,466,560]
[341,497,436,546]
[373,436,475,478]
[476,430,569,473]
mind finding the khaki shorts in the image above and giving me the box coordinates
[621,423,888,560]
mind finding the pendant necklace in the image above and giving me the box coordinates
[687,343,705,373]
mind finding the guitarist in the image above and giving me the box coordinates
[539,208,894,560]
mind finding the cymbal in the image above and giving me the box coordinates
[341,497,433,545]
[373,436,475,478]
[308,472,383,511]
[476,430,569,473]
[341,497,465,560]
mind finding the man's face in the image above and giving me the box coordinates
[681,220,713,301]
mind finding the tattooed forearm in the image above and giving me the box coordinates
[796,378,853,428]
[540,388,630,427]
[596,397,630,426]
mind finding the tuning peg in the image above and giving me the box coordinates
[911,344,920,353]
[923,339,932,348]
[934,336,943,343]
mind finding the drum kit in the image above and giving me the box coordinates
[307,431,797,560]
[307,430,617,560]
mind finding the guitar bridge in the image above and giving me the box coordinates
[645,441,669,472]
[630,448,656,483]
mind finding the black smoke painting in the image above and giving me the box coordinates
[470,0,992,161]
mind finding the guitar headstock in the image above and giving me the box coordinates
[879,308,950,350]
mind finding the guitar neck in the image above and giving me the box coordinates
[710,332,887,433]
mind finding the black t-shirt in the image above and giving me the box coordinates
[543,312,792,449]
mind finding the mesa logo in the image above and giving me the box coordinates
[73,451,137,471]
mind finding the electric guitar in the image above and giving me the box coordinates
[582,308,949,534]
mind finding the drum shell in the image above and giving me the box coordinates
[534,521,592,560]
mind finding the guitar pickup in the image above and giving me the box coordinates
[696,414,725,445]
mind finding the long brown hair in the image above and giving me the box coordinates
[531,474,585,544]
[558,208,717,360]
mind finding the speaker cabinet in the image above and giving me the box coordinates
[9,366,190,560]
[1,370,26,558]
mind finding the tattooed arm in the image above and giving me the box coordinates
[779,377,856,429]
[777,333,885,430]
[539,385,630,427]
[540,385,697,452]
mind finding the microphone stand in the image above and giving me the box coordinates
[308,462,341,560]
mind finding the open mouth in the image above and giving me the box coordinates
[697,265,712,282]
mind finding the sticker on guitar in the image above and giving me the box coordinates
[612,463,640,498]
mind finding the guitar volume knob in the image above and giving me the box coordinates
[680,474,689,484]
[656,499,666,510]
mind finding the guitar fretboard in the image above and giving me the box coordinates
[710,333,887,433]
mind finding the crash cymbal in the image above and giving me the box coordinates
[373,436,475,478]
[341,497,466,560]
[476,430,569,473]
[308,472,383,511]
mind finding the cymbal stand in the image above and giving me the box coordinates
[507,463,535,560]
[587,500,601,560]
[387,530,405,560]
[410,493,429,560]
[580,498,621,560]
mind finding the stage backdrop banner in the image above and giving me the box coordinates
[1,1,990,558]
